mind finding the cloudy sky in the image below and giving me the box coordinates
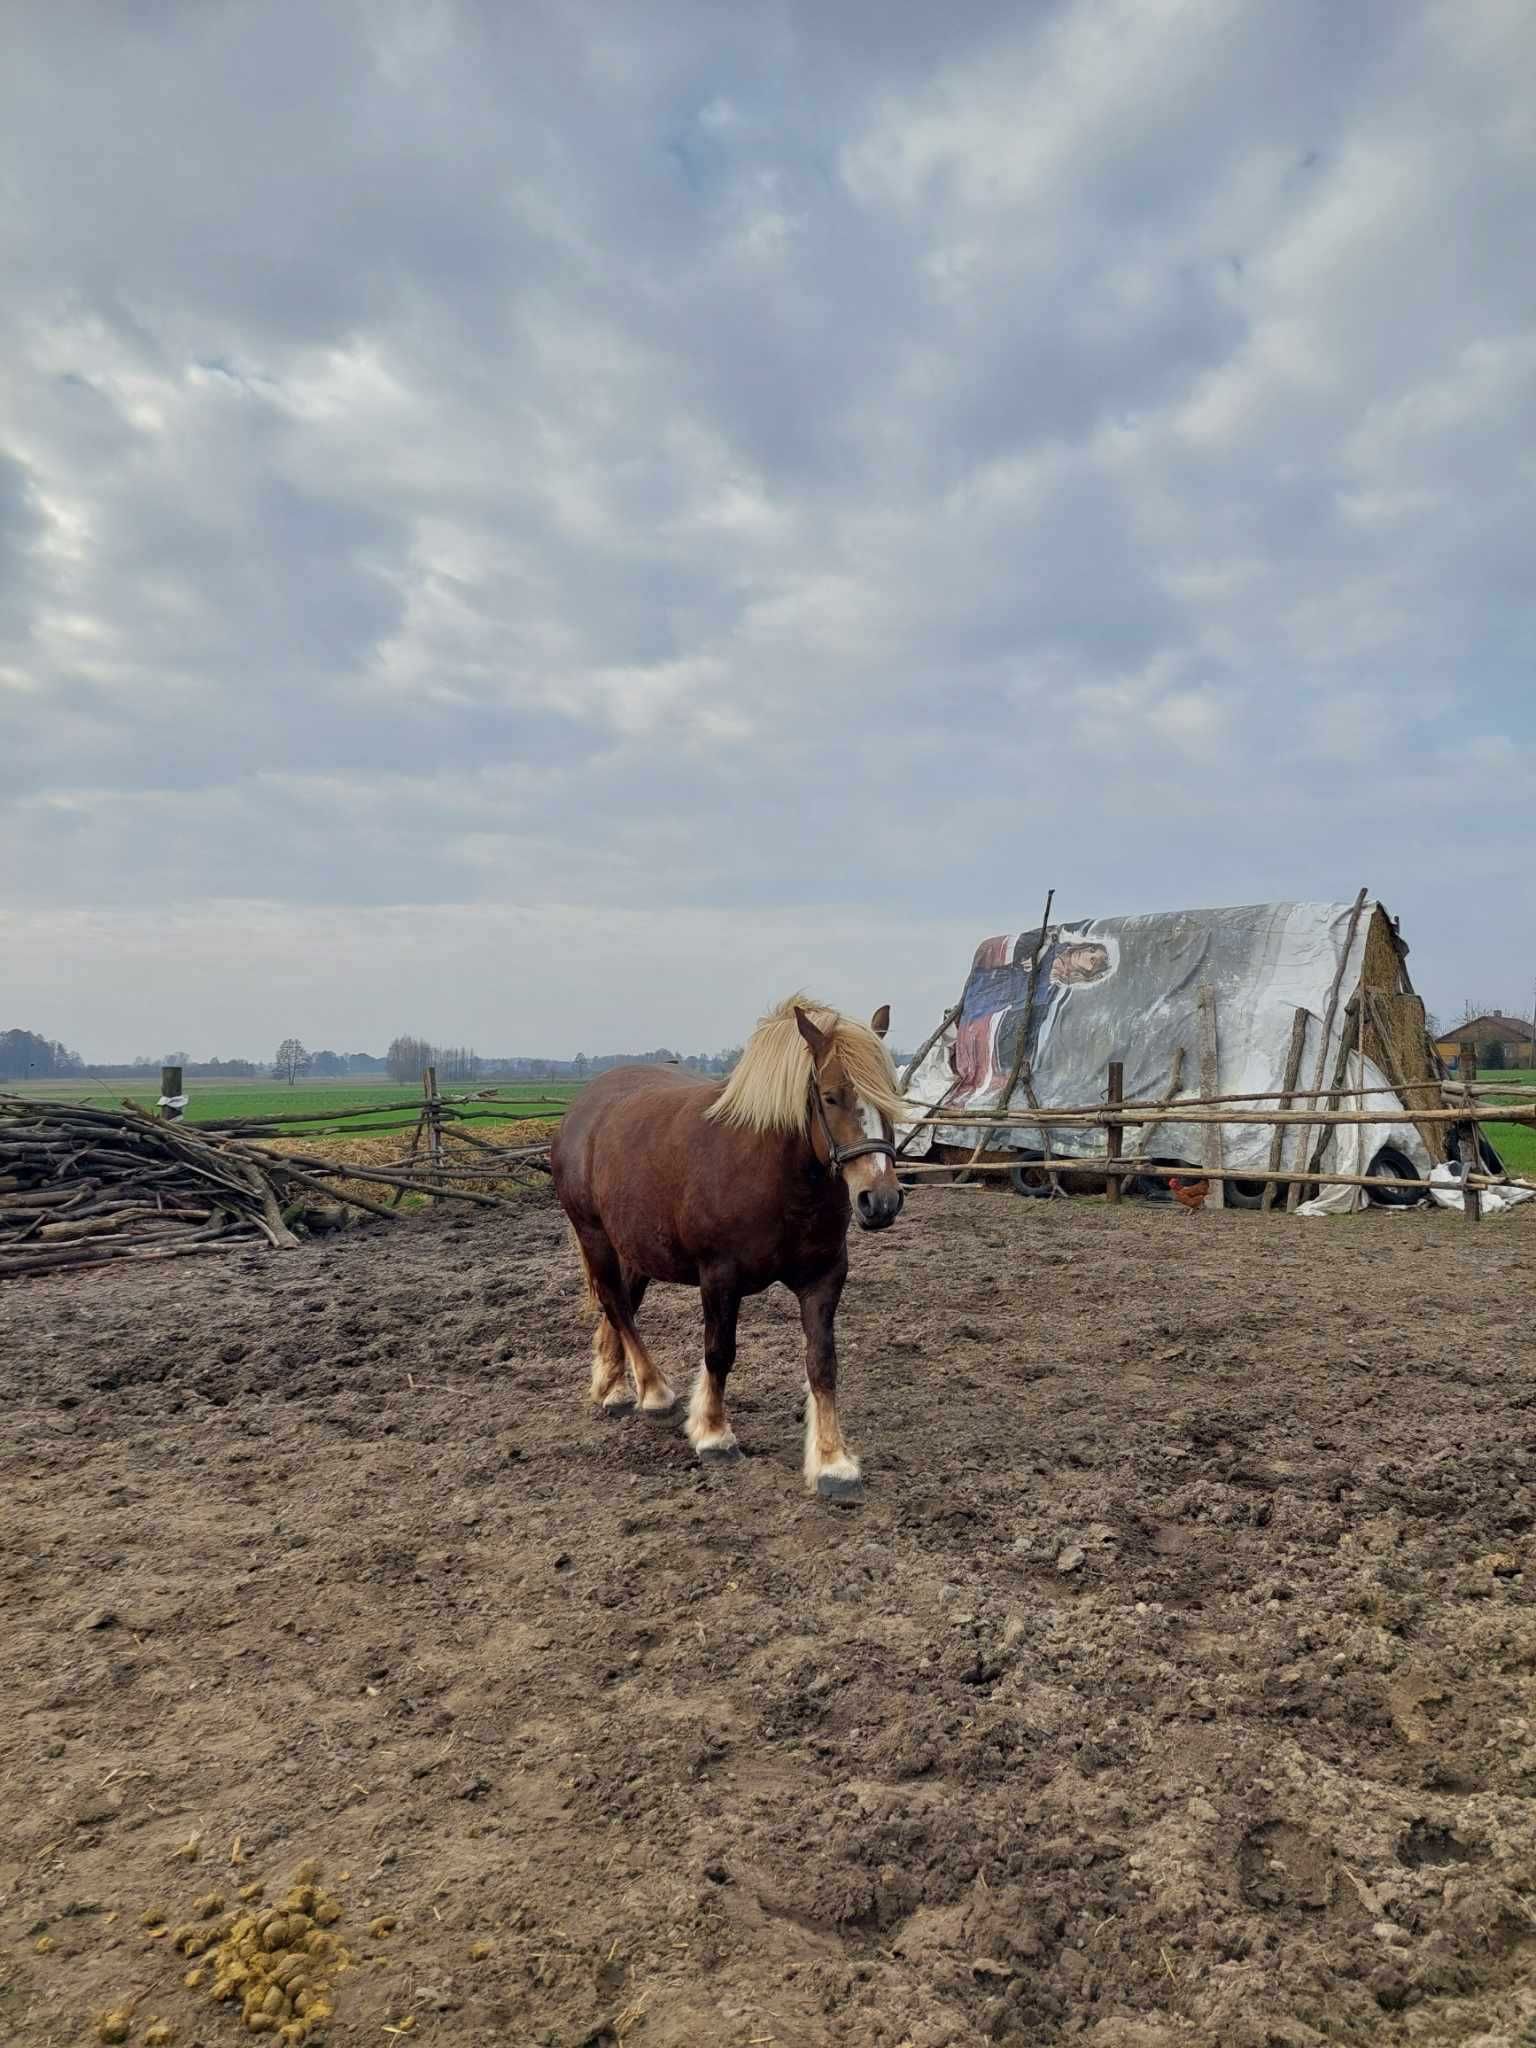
[3,0,1533,1060]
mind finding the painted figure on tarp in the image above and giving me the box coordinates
[952,926,1115,1101]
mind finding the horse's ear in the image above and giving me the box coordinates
[794,1006,830,1063]
[870,1004,891,1039]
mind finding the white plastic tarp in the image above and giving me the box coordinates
[900,899,1435,1192]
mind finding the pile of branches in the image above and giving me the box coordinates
[0,1097,553,1282]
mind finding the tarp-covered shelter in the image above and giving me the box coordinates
[899,899,1458,1209]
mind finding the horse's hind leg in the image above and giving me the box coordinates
[587,1271,651,1413]
[579,1231,675,1417]
[687,1281,741,1463]
[590,1314,631,1412]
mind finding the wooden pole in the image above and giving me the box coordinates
[964,888,1060,1190]
[912,1079,1470,1118]
[905,1100,1534,1130]
[1196,985,1225,1209]
[1459,1046,1481,1223]
[1354,964,1371,1210]
[899,1004,961,1093]
[424,1066,443,1180]
[1105,1061,1124,1206]
[1303,993,1363,1183]
[1288,886,1369,1211]
[1125,1047,1185,1172]
[159,1065,184,1124]
[392,1087,427,1208]
[898,1156,1521,1197]
[1262,1009,1309,1212]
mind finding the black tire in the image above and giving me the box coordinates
[1365,1144,1424,1207]
[1008,1150,1054,1198]
[1222,1177,1271,1210]
[1125,1157,1191,1203]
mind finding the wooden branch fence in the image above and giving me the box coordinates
[899,1042,1530,1223]
[0,1077,557,1281]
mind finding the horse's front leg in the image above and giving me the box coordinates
[687,1279,742,1462]
[797,1260,862,1502]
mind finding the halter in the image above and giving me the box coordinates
[809,1078,897,1179]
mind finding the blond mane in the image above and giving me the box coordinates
[705,995,906,1136]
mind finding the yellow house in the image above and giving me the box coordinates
[1435,1015,1536,1069]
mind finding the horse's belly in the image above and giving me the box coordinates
[614,1229,699,1287]
[592,1186,700,1286]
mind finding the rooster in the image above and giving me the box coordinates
[1168,1175,1210,1213]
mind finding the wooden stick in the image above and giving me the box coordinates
[987,892,1068,1194]
[392,1102,426,1208]
[1262,1008,1310,1212]
[913,1079,1415,1118]
[197,1090,539,1132]
[256,1152,505,1206]
[0,1235,247,1278]
[248,1153,402,1223]
[906,1101,1530,1130]
[1353,968,1371,1211]
[965,889,1055,1177]
[899,1157,1523,1196]
[1196,984,1226,1210]
[899,1004,961,1093]
[1288,886,1369,1208]
[424,1066,443,1180]
[1105,1062,1124,1206]
[1125,1047,1186,1170]
[1459,1046,1482,1223]
[437,1124,552,1162]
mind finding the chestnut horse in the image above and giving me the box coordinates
[550,997,906,1500]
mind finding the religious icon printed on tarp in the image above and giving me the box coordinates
[951,925,1116,1103]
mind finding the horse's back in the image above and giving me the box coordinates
[551,1064,714,1208]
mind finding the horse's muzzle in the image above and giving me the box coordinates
[854,1183,903,1231]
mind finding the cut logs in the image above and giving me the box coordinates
[0,1097,553,1281]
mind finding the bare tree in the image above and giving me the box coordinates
[387,1034,438,1084]
[272,1039,309,1084]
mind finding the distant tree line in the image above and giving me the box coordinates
[8,1025,883,1088]
[0,1029,85,1080]
[385,1036,480,1085]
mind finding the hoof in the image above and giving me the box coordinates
[640,1393,678,1420]
[696,1439,741,1464]
[815,1471,865,1505]
[599,1395,635,1418]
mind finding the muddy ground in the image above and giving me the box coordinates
[2,1187,1535,2048]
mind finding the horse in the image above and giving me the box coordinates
[549,996,907,1500]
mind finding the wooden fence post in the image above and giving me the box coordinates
[1458,1046,1481,1223]
[159,1064,184,1123]
[1262,1009,1309,1211]
[1288,886,1369,1211]
[424,1065,443,1180]
[1105,1062,1123,1205]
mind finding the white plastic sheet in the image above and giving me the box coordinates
[901,899,1436,1198]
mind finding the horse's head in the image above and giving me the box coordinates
[795,1003,905,1231]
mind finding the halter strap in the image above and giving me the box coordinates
[809,1079,896,1178]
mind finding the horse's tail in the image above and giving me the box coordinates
[571,1231,601,1319]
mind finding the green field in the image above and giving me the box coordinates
[1475,1067,1536,1177]
[0,1075,576,1137]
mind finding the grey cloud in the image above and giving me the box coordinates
[1,0,1533,1052]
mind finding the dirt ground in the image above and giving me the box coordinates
[3,1185,1535,2048]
